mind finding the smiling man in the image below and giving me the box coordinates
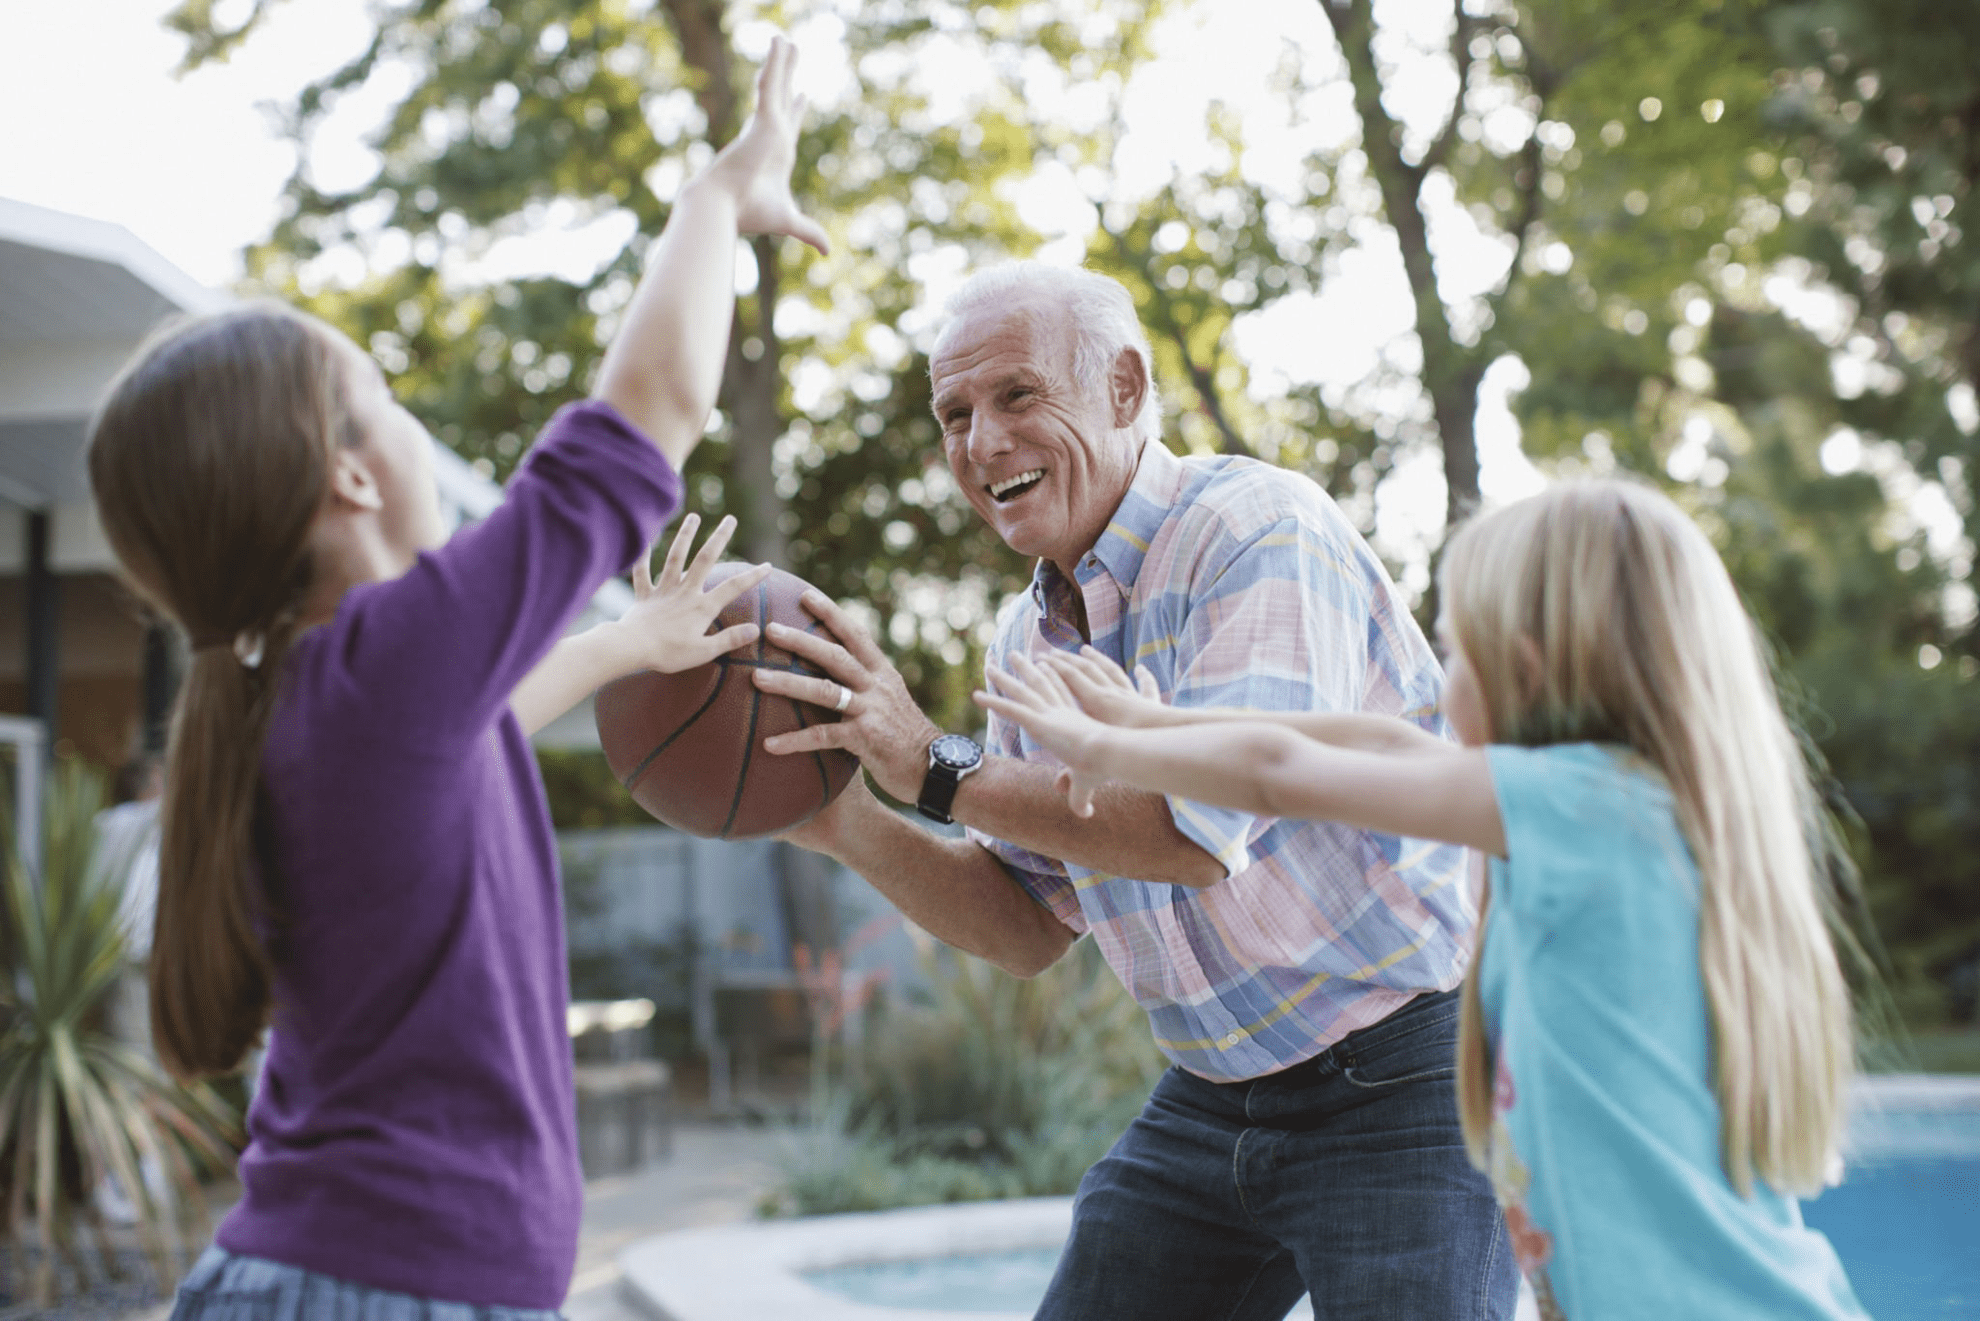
[754,262,1516,1321]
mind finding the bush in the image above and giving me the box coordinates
[761,938,1165,1217]
[0,760,240,1304]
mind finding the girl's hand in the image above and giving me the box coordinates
[975,653,1114,818]
[1045,646,1172,728]
[607,514,770,675]
[699,36,829,254]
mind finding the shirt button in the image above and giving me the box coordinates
[1224,1032,1242,1047]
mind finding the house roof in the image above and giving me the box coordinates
[0,197,630,745]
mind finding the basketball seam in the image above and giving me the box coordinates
[620,670,729,794]
[720,580,768,838]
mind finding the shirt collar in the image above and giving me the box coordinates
[1027,438,1185,607]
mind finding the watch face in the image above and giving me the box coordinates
[931,734,982,770]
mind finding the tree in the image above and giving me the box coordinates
[166,0,1176,735]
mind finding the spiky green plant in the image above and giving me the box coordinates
[0,759,240,1303]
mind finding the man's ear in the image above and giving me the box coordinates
[327,448,385,513]
[1109,346,1148,431]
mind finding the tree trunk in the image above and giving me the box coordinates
[661,0,790,567]
[1321,0,1484,525]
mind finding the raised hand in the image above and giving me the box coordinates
[974,653,1114,818]
[1044,646,1173,728]
[703,36,829,254]
[606,513,770,674]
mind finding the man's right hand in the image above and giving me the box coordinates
[751,589,944,803]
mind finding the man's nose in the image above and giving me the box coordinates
[965,411,1015,467]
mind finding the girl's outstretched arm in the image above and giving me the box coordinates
[978,656,1505,857]
[510,514,769,735]
[1047,647,1448,755]
[594,36,827,471]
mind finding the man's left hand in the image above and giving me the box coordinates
[752,590,942,802]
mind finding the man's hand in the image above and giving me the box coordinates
[751,590,943,801]
[976,654,1115,818]
[598,513,769,675]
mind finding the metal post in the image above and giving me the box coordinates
[141,621,175,753]
[0,716,44,874]
[24,511,59,743]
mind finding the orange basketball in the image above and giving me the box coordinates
[595,563,860,838]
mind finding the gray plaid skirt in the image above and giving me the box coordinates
[169,1247,565,1321]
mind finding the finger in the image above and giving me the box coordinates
[798,590,886,670]
[684,514,739,586]
[974,690,1038,727]
[756,36,782,109]
[764,720,857,757]
[701,560,771,613]
[632,544,654,596]
[1134,664,1162,700]
[1056,768,1097,819]
[659,513,700,587]
[1015,653,1077,707]
[981,663,1046,708]
[752,666,850,711]
[690,622,762,662]
[1076,646,1132,688]
[762,620,867,688]
[785,207,830,256]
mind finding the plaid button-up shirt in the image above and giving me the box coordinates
[969,439,1475,1082]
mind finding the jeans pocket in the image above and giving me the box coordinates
[1340,1009,1459,1089]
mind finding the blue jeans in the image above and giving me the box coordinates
[169,1248,565,1321]
[1036,989,1516,1321]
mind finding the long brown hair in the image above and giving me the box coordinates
[1442,479,1853,1198]
[86,303,357,1079]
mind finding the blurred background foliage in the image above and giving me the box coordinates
[764,938,1166,1215]
[164,0,1979,1040]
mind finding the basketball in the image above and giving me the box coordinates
[594,562,861,839]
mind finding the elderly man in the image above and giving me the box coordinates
[755,262,1514,1321]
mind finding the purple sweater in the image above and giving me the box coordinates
[214,402,680,1307]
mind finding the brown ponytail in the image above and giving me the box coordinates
[86,304,355,1079]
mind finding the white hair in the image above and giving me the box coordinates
[940,262,1162,442]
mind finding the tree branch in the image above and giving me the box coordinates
[1419,10,1480,177]
[1101,218,1256,459]
[659,0,739,146]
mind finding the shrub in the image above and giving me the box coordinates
[762,937,1165,1217]
[0,760,240,1303]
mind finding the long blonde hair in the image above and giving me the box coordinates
[1443,478,1853,1198]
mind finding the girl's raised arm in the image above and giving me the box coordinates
[977,655,1505,857]
[594,36,827,470]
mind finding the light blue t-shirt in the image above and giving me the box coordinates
[1479,743,1868,1320]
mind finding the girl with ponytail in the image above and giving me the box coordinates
[85,37,825,1319]
[978,478,1870,1321]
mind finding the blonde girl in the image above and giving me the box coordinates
[978,478,1868,1320]
[85,38,823,1320]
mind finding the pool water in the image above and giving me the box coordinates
[806,1247,1061,1313]
[805,1110,1980,1317]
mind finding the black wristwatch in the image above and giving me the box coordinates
[916,733,984,825]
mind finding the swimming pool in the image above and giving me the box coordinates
[621,1076,1979,1321]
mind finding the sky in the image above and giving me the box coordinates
[2,0,1549,586]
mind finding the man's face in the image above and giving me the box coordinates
[930,294,1140,573]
